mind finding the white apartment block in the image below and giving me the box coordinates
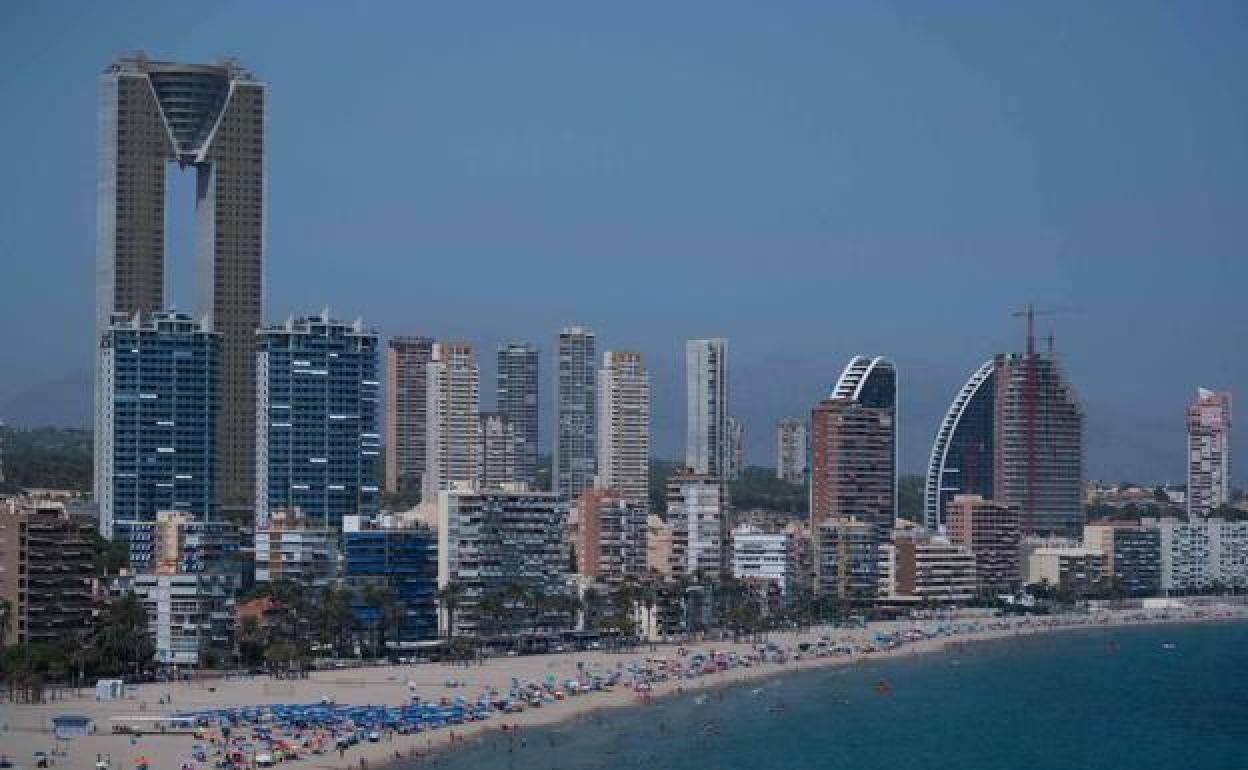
[731,525,791,594]
[1146,517,1248,592]
[596,351,650,505]
[425,342,482,501]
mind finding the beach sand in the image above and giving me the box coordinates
[3,604,1245,770]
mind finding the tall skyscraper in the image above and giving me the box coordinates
[1187,388,1232,517]
[776,417,809,484]
[255,313,380,531]
[596,351,650,505]
[496,342,539,486]
[96,312,221,566]
[923,360,996,529]
[925,317,1083,535]
[424,342,482,500]
[97,54,266,518]
[809,356,897,546]
[479,412,517,490]
[385,336,435,495]
[555,327,597,500]
[725,416,744,481]
[686,338,729,477]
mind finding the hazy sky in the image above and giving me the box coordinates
[0,1,1244,482]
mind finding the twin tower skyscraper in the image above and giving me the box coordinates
[95,54,265,518]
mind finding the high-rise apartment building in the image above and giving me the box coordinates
[437,486,570,636]
[685,339,729,477]
[479,412,517,490]
[496,342,540,486]
[575,487,648,588]
[96,311,220,565]
[596,351,650,505]
[424,343,482,500]
[555,327,597,500]
[776,417,808,485]
[667,471,727,579]
[97,55,265,516]
[725,416,744,481]
[255,313,380,530]
[0,502,96,645]
[925,319,1083,535]
[1187,388,1232,517]
[810,356,897,545]
[385,336,435,495]
[945,495,1021,594]
[343,515,439,643]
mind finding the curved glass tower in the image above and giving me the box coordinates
[923,360,995,530]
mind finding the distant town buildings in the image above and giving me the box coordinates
[385,336,435,495]
[0,502,96,645]
[776,417,808,485]
[1187,388,1232,517]
[95,311,221,567]
[97,55,266,519]
[424,342,482,501]
[255,313,380,530]
[685,339,730,478]
[810,356,897,546]
[555,327,597,501]
[496,342,540,487]
[596,351,650,506]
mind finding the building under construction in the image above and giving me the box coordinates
[925,308,1084,536]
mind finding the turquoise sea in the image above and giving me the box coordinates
[425,621,1248,770]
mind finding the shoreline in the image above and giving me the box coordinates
[3,605,1246,770]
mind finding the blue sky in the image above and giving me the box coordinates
[0,1,1244,482]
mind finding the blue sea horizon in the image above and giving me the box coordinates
[426,620,1248,770]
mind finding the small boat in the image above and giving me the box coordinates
[1162,643,1177,650]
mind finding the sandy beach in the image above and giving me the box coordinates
[3,603,1246,770]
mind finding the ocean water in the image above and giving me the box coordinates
[425,621,1248,770]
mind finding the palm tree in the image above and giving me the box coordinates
[435,582,466,640]
[0,597,12,648]
[94,592,154,676]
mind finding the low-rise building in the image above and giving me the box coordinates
[646,515,673,578]
[814,518,878,599]
[114,572,236,667]
[1083,521,1161,597]
[946,495,1021,594]
[342,514,439,644]
[0,501,96,645]
[731,524,792,596]
[254,510,337,588]
[880,531,977,603]
[1144,516,1248,593]
[1025,547,1105,596]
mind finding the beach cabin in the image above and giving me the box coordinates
[95,679,124,701]
[52,714,92,739]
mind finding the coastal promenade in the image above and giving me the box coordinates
[2,603,1245,770]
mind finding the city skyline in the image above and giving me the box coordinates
[0,3,1245,485]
